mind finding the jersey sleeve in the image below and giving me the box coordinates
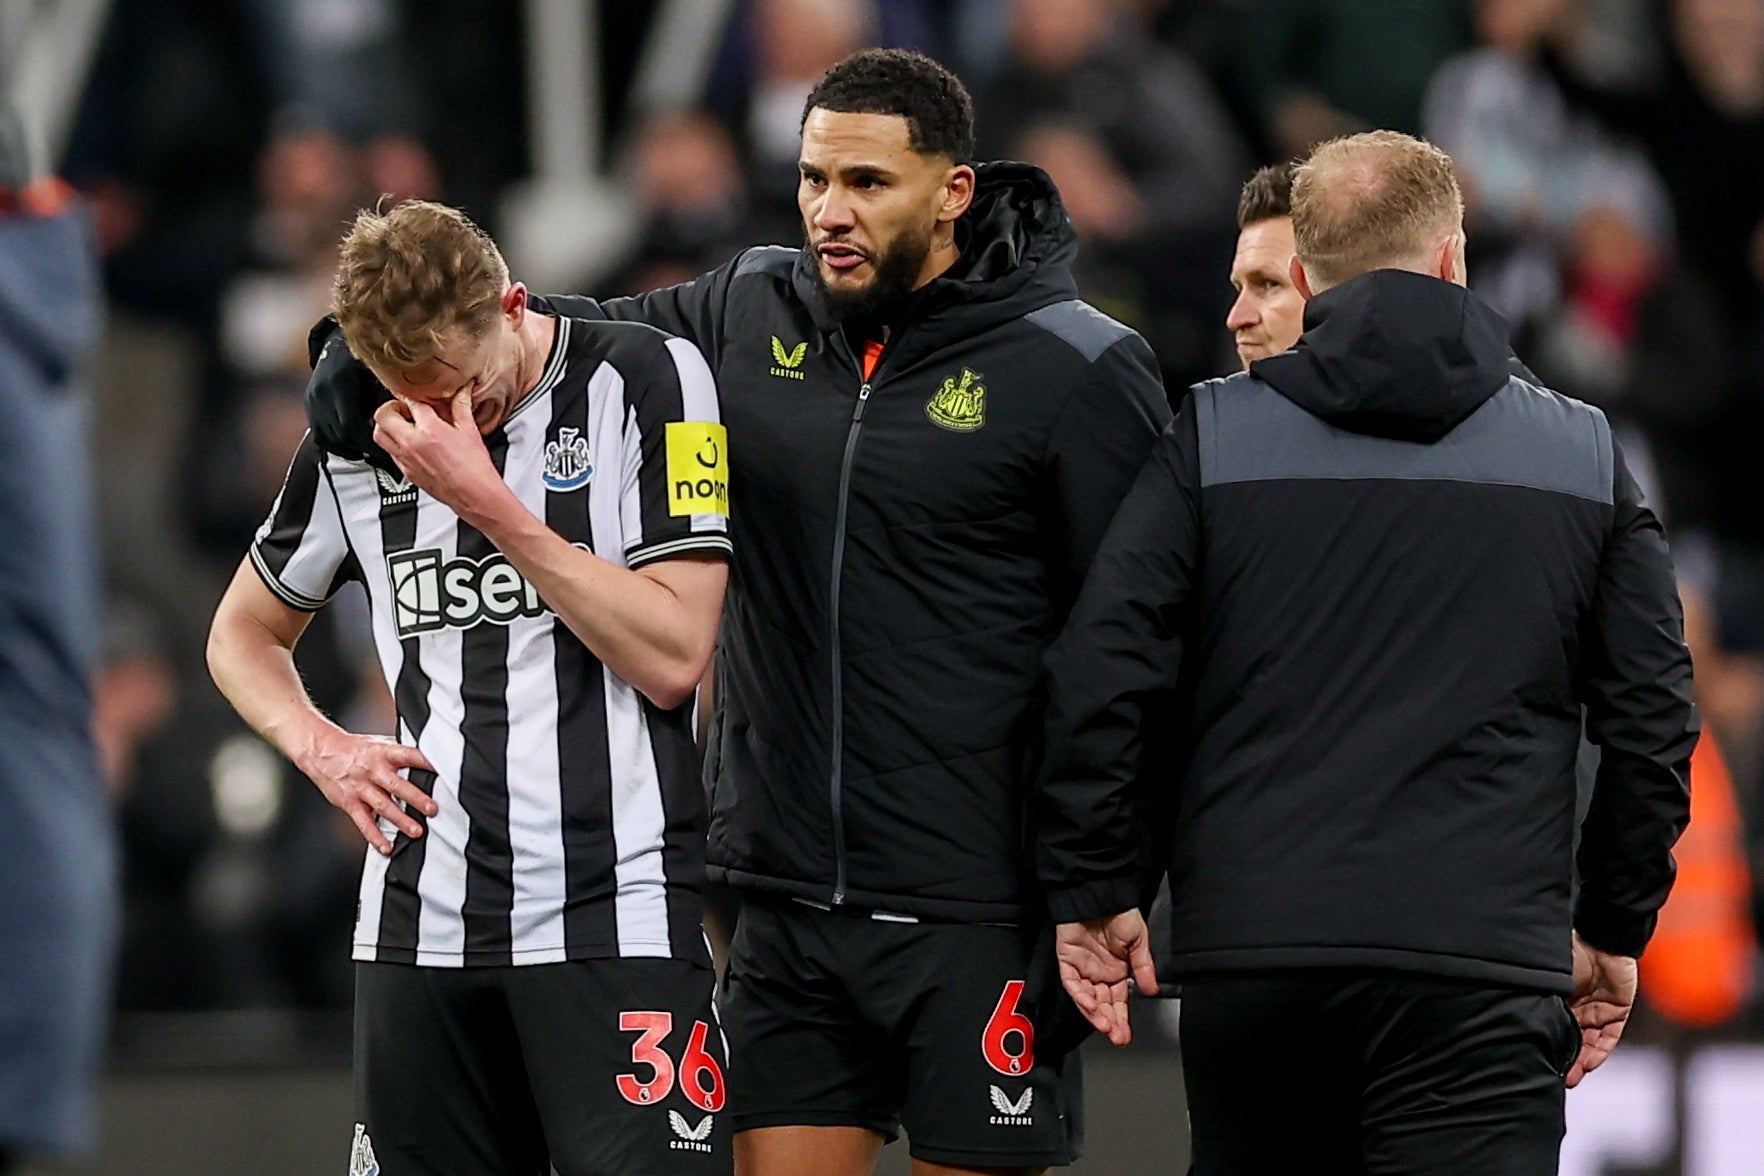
[619,335,734,569]
[249,432,357,610]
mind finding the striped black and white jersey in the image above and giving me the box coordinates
[250,316,730,967]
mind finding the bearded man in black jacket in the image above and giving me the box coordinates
[306,49,1169,1176]
[1041,131,1697,1175]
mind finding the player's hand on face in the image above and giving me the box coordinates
[299,728,439,856]
[1566,932,1638,1087]
[1056,910,1158,1047]
[372,389,503,516]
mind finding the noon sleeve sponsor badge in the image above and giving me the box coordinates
[665,422,730,518]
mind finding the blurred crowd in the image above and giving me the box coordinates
[49,0,1764,1035]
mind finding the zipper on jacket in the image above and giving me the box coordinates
[827,376,872,906]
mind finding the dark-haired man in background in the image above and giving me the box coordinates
[306,49,1170,1176]
[1224,163,1305,369]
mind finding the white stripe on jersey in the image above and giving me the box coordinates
[604,665,673,955]
[666,335,727,538]
[500,392,568,963]
[587,361,633,570]
[411,493,472,966]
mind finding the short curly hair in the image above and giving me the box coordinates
[802,49,975,163]
[332,199,509,371]
[1237,163,1295,230]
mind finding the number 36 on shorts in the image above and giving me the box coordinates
[616,1011,727,1112]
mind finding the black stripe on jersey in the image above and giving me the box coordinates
[328,545,365,600]
[251,435,331,609]
[459,433,517,964]
[547,375,621,955]
[643,697,711,963]
[631,340,686,552]
[375,489,435,966]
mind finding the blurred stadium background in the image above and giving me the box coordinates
[5,0,1764,1171]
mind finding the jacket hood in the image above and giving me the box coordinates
[793,160,1080,337]
[0,209,102,387]
[1250,270,1515,442]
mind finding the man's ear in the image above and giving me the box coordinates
[940,163,976,223]
[502,282,528,325]
[1438,232,1469,286]
[1290,254,1316,301]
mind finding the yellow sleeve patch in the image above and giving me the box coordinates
[665,421,730,517]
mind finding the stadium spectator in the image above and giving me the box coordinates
[209,200,732,1173]
[1040,131,1697,1173]
[977,0,1249,237]
[237,0,420,145]
[1224,162,1304,368]
[1238,0,1475,157]
[738,0,878,213]
[0,100,117,1175]
[305,49,1170,1176]
[1423,0,1671,334]
[62,0,269,330]
[1540,0,1764,339]
[94,598,179,802]
[609,108,793,296]
[1013,118,1233,391]
[1523,192,1734,539]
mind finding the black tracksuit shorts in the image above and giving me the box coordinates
[721,897,1084,1169]
[352,958,731,1176]
[1177,970,1582,1175]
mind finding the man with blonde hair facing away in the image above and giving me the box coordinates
[1039,131,1696,1173]
[208,200,733,1175]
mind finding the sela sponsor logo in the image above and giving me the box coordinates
[769,335,807,380]
[989,1084,1034,1127]
[926,368,987,432]
[386,547,547,637]
[374,465,417,506]
[669,1110,715,1152]
[665,421,730,517]
[543,426,593,491]
[348,1123,380,1175]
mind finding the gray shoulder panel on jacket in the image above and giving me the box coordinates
[1024,299,1135,362]
[1195,376,1614,504]
[733,245,799,279]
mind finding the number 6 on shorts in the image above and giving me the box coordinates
[981,980,1035,1076]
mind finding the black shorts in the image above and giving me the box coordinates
[353,958,731,1176]
[721,898,1083,1169]
[1178,970,1580,1175]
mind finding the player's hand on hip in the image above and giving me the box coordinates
[298,728,439,856]
[1056,909,1158,1047]
[372,389,507,519]
[1566,931,1638,1087]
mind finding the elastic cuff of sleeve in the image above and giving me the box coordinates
[1574,899,1655,958]
[1045,876,1143,925]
